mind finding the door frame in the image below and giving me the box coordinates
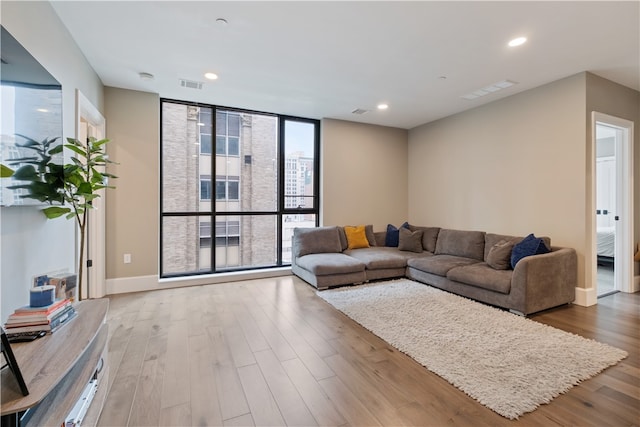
[591,111,635,294]
[76,90,107,299]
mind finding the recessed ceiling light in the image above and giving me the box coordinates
[377,103,389,110]
[508,37,527,47]
[36,108,49,113]
[216,18,228,26]
[139,72,154,81]
[204,72,218,80]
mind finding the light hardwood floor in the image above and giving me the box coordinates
[98,276,639,427]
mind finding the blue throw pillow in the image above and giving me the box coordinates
[385,222,409,247]
[510,233,550,269]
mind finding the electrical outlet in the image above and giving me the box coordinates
[124,253,131,264]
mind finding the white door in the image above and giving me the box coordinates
[593,112,635,295]
[596,157,615,229]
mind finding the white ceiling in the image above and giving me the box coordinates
[51,1,639,130]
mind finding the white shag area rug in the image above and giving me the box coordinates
[317,279,628,419]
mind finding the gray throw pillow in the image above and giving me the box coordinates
[486,239,516,270]
[398,228,423,253]
[364,224,377,247]
[293,226,342,257]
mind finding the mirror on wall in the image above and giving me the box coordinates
[0,25,63,206]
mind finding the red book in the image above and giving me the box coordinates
[6,302,72,325]
[13,298,69,315]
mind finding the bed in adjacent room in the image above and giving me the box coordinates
[597,226,615,265]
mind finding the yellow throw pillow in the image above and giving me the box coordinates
[344,225,370,250]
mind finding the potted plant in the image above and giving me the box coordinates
[9,135,117,300]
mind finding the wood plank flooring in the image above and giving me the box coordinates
[98,276,639,426]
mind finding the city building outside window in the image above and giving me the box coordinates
[160,100,319,277]
[200,177,211,200]
[216,111,240,156]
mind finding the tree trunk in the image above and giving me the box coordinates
[78,224,85,301]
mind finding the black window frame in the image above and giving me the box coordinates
[160,99,320,278]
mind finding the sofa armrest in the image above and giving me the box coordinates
[510,247,577,315]
[291,236,298,268]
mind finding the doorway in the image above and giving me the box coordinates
[76,90,106,299]
[592,112,634,297]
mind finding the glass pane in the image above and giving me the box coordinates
[198,109,212,133]
[200,180,211,200]
[282,214,317,263]
[162,216,211,275]
[162,102,212,213]
[200,134,212,154]
[228,181,239,200]
[284,120,315,210]
[216,136,226,154]
[216,110,277,212]
[228,137,239,156]
[228,114,241,136]
[215,181,226,200]
[216,215,277,270]
[216,111,227,135]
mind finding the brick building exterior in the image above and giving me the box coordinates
[162,102,314,274]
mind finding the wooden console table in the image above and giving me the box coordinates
[1,299,109,427]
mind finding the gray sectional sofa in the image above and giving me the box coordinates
[291,225,577,315]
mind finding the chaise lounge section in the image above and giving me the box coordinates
[291,224,577,315]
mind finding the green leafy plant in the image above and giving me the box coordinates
[9,135,117,300]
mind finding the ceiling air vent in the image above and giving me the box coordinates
[461,79,518,101]
[351,108,370,115]
[180,79,203,90]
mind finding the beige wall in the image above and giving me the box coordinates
[322,119,408,230]
[1,1,104,320]
[103,107,409,280]
[409,74,589,286]
[101,76,639,293]
[585,73,640,258]
[104,87,159,279]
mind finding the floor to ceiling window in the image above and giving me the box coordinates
[160,99,319,277]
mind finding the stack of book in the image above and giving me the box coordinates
[4,299,77,335]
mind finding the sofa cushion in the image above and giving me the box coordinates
[345,247,425,269]
[486,240,516,270]
[344,225,370,250]
[447,263,512,294]
[374,231,386,246]
[484,233,520,259]
[385,222,409,247]
[511,233,550,269]
[293,226,343,258]
[296,253,365,276]
[408,225,440,253]
[407,254,480,276]
[398,227,423,253]
[434,229,486,260]
[339,224,376,250]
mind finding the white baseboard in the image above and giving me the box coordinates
[573,286,597,307]
[106,268,292,295]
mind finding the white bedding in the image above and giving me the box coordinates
[597,227,615,258]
